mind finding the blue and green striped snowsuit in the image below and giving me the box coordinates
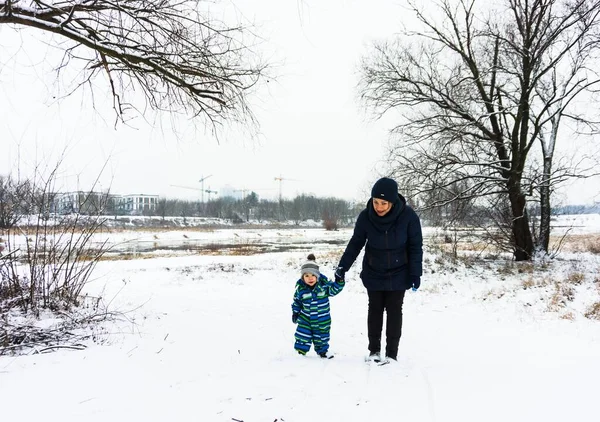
[291,274,345,355]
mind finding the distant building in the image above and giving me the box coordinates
[52,192,158,215]
[114,194,159,214]
[220,184,239,199]
[54,191,107,214]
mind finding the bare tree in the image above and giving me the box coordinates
[0,176,33,229]
[320,197,349,231]
[155,198,169,221]
[359,0,600,260]
[240,191,259,222]
[0,0,267,128]
[290,194,319,224]
[529,60,600,250]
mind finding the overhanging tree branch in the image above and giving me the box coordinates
[0,0,267,129]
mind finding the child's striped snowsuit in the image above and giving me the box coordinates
[291,274,345,354]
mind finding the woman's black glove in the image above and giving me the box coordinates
[334,267,346,282]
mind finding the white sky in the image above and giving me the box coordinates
[1,216,599,421]
[0,0,598,204]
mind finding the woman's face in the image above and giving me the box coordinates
[372,198,392,217]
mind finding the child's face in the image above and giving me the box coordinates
[302,273,317,286]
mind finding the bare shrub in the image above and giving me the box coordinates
[0,295,118,356]
[1,213,110,314]
[427,236,457,265]
[322,216,338,231]
[1,171,114,354]
[456,254,476,268]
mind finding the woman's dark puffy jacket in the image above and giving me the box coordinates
[338,195,423,291]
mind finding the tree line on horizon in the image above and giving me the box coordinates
[3,0,600,260]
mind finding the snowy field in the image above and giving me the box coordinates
[1,214,600,422]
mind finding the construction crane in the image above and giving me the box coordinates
[171,174,213,203]
[198,175,212,203]
[274,175,303,221]
[204,188,218,202]
[274,175,301,202]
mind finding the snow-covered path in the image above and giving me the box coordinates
[1,248,599,422]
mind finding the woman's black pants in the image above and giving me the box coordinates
[367,289,406,359]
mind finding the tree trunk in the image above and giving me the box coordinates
[508,184,534,261]
[538,156,553,253]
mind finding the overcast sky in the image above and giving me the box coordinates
[1,0,598,204]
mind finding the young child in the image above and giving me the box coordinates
[291,253,345,358]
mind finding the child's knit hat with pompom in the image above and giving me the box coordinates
[300,253,320,278]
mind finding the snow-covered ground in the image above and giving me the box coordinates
[1,215,599,422]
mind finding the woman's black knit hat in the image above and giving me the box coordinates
[371,177,399,202]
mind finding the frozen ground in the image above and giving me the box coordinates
[1,214,599,422]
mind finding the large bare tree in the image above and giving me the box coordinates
[529,43,600,251]
[0,0,266,128]
[359,0,600,260]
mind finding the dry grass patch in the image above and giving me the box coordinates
[566,271,585,285]
[317,250,344,262]
[496,261,516,276]
[516,262,536,274]
[586,240,600,254]
[433,254,446,266]
[556,234,600,253]
[482,288,507,300]
[458,240,489,253]
[547,282,575,312]
[521,277,536,289]
[584,302,600,320]
[560,312,575,320]
[521,276,553,290]
[456,254,477,268]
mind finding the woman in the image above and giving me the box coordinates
[335,177,423,363]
